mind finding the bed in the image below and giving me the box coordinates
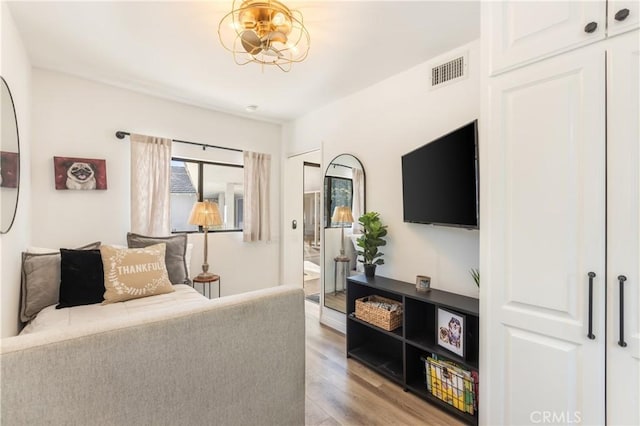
[3,235,305,425]
[21,284,208,335]
[1,285,305,425]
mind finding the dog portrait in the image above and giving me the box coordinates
[437,307,465,358]
[54,156,107,190]
[0,151,19,188]
[447,317,462,348]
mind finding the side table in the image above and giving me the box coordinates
[192,275,221,299]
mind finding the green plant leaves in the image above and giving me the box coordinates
[470,268,480,287]
[357,211,388,265]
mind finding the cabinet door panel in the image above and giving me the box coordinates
[505,328,582,422]
[608,0,640,37]
[607,30,640,426]
[488,1,605,75]
[484,44,606,425]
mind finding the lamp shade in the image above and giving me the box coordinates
[188,201,222,228]
[332,206,354,224]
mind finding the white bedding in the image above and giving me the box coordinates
[21,284,208,335]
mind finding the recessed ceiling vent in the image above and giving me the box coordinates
[430,52,468,89]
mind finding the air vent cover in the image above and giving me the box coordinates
[430,53,468,89]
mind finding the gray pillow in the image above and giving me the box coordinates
[20,241,101,322]
[126,233,190,285]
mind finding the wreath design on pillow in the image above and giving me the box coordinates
[105,247,170,296]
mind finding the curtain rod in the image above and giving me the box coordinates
[115,131,243,153]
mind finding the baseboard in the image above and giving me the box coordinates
[319,306,346,334]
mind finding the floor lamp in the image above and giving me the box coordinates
[332,206,354,261]
[188,200,222,280]
[332,206,354,295]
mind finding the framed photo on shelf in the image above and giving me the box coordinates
[436,307,466,358]
[416,275,431,292]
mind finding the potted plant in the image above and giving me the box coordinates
[356,212,388,278]
[470,268,480,287]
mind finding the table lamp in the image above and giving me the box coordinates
[332,206,354,261]
[188,200,222,280]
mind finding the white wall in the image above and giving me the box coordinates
[284,40,481,299]
[0,3,32,337]
[30,69,282,297]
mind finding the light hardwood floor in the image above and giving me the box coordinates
[304,302,464,426]
[323,291,346,313]
[305,278,321,298]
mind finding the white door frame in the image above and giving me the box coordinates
[281,146,347,333]
[282,149,321,288]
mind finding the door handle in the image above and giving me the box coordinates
[587,272,596,340]
[618,275,627,347]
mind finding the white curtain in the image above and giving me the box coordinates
[130,133,172,236]
[351,167,365,233]
[243,151,271,242]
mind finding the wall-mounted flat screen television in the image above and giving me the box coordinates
[401,120,479,229]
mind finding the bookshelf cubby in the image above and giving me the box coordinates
[346,275,480,425]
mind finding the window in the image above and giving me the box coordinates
[324,176,353,227]
[170,158,243,233]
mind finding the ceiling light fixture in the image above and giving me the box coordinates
[218,0,310,72]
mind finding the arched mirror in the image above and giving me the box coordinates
[323,154,365,313]
[1,77,20,234]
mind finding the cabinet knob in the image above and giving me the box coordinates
[584,21,598,33]
[615,8,630,21]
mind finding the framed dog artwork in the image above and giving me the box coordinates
[436,307,466,358]
[0,151,19,188]
[53,156,107,190]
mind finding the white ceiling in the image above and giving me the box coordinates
[7,1,480,122]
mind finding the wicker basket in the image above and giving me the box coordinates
[355,295,403,331]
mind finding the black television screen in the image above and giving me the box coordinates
[401,120,479,229]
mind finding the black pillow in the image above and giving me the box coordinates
[56,249,105,309]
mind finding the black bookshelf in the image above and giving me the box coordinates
[346,275,480,425]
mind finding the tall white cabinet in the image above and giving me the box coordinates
[481,1,639,425]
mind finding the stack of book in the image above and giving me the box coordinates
[422,355,478,415]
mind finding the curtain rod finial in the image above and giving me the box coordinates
[115,131,126,139]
